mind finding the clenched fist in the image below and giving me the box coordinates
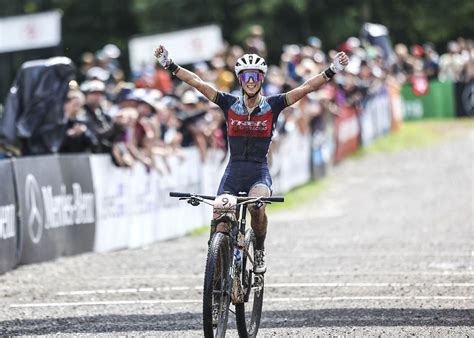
[154,45,171,68]
[331,52,349,73]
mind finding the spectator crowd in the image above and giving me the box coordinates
[4,25,474,169]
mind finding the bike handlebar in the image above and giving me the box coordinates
[169,192,284,203]
[169,192,216,200]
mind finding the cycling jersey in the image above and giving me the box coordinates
[212,92,290,162]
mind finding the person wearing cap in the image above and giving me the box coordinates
[154,44,349,274]
[82,80,123,154]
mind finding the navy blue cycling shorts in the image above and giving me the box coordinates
[217,161,272,195]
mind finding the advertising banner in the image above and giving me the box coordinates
[154,148,206,241]
[401,81,455,119]
[91,150,206,253]
[360,86,392,146]
[129,24,224,74]
[311,116,335,179]
[14,155,63,263]
[89,156,133,252]
[0,11,62,53]
[335,106,360,163]
[58,154,96,255]
[0,160,18,274]
[201,149,227,196]
[454,81,474,117]
[270,130,311,194]
[14,155,95,264]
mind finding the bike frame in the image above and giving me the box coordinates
[209,192,256,304]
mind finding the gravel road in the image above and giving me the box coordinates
[0,122,473,336]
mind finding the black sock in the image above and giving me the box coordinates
[255,233,266,250]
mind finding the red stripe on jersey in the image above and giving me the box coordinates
[227,109,273,137]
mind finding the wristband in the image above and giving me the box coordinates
[171,65,180,76]
[323,67,336,81]
[167,62,179,74]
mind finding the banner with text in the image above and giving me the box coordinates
[360,86,392,146]
[270,130,311,194]
[129,25,224,74]
[335,106,360,163]
[0,160,18,274]
[58,154,96,255]
[13,155,95,264]
[401,81,455,119]
[91,148,205,253]
[0,11,61,53]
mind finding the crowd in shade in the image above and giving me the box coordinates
[61,26,474,172]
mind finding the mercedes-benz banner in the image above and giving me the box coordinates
[58,154,96,255]
[0,159,18,274]
[14,155,96,264]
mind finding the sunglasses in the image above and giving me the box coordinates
[239,71,264,83]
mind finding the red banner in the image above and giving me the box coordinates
[335,106,360,163]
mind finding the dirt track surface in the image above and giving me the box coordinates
[0,123,473,336]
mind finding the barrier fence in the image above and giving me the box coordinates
[0,80,471,274]
[400,80,474,119]
[0,159,17,274]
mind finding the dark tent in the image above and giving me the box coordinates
[0,57,76,155]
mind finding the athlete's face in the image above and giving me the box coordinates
[240,70,264,96]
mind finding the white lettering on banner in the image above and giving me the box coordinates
[338,116,359,143]
[41,184,95,229]
[403,100,424,119]
[0,205,15,240]
[364,93,391,135]
[25,174,95,243]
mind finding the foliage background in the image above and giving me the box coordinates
[0,0,473,102]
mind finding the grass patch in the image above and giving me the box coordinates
[352,119,473,158]
[352,120,439,158]
[186,225,209,237]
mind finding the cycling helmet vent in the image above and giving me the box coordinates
[235,53,268,76]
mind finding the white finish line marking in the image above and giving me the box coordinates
[10,296,474,309]
[56,286,197,296]
[55,283,474,296]
[97,271,474,280]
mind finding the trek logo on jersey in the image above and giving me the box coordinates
[228,110,273,137]
[230,119,268,130]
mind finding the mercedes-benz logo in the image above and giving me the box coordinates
[25,174,44,244]
[462,82,474,116]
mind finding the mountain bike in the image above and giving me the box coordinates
[170,191,284,338]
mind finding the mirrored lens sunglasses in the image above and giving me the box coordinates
[239,71,264,83]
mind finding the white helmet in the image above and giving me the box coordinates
[234,54,267,77]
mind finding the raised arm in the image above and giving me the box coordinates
[154,45,217,101]
[286,52,349,106]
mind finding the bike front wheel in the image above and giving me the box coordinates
[203,232,232,338]
[235,228,264,338]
